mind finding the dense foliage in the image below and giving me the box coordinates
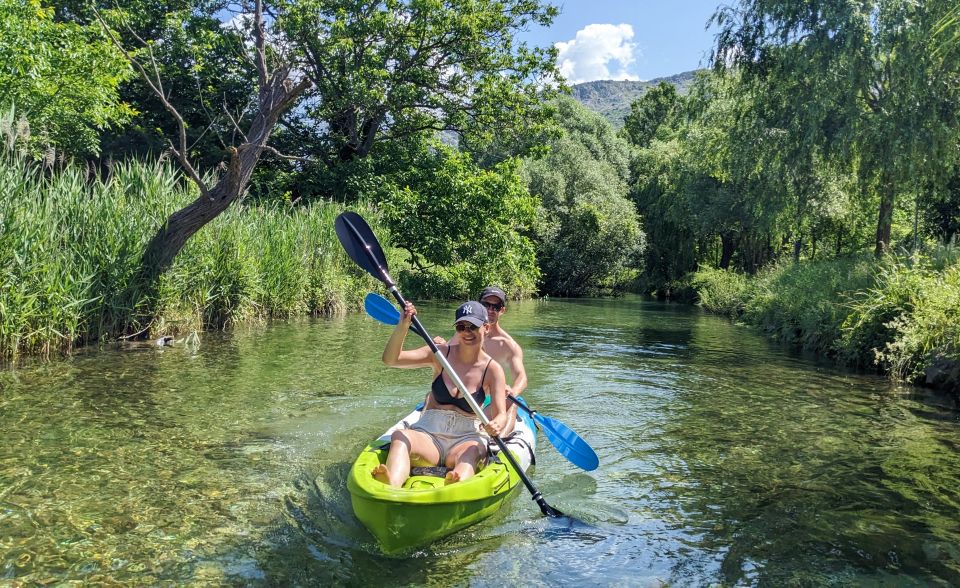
[692,252,960,392]
[0,0,132,154]
[523,97,644,296]
[379,142,540,299]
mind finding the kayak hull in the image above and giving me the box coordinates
[347,402,537,554]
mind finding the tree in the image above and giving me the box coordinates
[380,141,539,297]
[622,82,680,149]
[523,97,644,296]
[713,0,960,257]
[96,0,311,283]
[273,0,560,198]
[0,0,133,155]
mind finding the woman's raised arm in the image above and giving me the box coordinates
[382,302,437,368]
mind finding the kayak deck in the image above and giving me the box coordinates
[347,403,537,554]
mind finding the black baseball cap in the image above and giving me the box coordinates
[454,301,488,326]
[478,286,507,304]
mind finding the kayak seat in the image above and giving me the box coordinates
[410,466,449,477]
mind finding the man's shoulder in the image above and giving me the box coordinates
[488,330,522,352]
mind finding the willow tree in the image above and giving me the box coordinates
[713,0,960,257]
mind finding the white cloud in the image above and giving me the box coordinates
[555,24,641,84]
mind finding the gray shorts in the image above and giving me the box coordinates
[410,409,488,465]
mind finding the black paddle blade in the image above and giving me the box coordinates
[533,493,565,518]
[334,211,391,284]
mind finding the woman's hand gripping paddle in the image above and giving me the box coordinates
[336,211,567,519]
[363,292,599,472]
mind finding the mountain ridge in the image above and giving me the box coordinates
[570,70,700,126]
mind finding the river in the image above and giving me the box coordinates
[2,296,959,585]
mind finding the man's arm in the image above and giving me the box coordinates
[507,342,527,396]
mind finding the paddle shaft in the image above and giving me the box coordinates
[338,215,560,516]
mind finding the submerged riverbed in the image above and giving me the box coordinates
[2,296,959,585]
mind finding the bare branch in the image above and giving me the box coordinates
[93,7,210,196]
[254,0,269,88]
[262,145,313,163]
[222,95,250,144]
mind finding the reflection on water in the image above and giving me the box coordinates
[2,297,959,585]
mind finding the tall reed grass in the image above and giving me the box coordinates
[692,254,960,392]
[0,153,385,360]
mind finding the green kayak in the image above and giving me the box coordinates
[347,402,537,554]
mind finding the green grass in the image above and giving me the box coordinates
[691,253,960,392]
[0,153,385,360]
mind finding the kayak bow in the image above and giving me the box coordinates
[347,402,537,554]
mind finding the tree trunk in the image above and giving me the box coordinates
[719,231,738,269]
[137,74,310,285]
[138,171,241,281]
[875,176,896,257]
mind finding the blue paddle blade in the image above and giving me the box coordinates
[534,412,600,471]
[363,292,429,339]
[364,292,401,325]
[510,396,599,471]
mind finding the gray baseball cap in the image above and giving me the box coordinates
[454,301,488,326]
[478,286,507,304]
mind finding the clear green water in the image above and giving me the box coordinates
[2,297,959,585]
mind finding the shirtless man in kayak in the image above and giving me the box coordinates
[444,286,527,437]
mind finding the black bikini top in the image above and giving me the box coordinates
[431,346,491,413]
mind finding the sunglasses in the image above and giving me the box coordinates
[480,301,504,312]
[455,322,481,333]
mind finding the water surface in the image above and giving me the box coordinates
[2,297,959,585]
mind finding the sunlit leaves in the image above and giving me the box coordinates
[523,97,643,296]
[0,0,133,155]
[274,0,560,165]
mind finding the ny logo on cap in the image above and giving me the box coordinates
[462,306,472,314]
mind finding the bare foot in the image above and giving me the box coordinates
[372,463,391,485]
[444,470,461,485]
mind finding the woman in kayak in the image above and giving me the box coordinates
[374,300,509,487]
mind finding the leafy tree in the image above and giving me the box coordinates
[622,82,680,149]
[523,97,643,295]
[273,0,560,197]
[0,0,133,155]
[713,0,960,257]
[629,136,697,293]
[380,141,539,297]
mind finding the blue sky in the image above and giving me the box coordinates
[519,1,724,83]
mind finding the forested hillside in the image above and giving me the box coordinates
[570,71,697,125]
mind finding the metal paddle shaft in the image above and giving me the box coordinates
[335,212,565,518]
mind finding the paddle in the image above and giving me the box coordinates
[363,292,599,471]
[336,211,567,518]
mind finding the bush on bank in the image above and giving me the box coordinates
[691,254,960,392]
[0,154,384,360]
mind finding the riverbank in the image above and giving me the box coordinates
[0,155,387,360]
[689,253,960,393]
